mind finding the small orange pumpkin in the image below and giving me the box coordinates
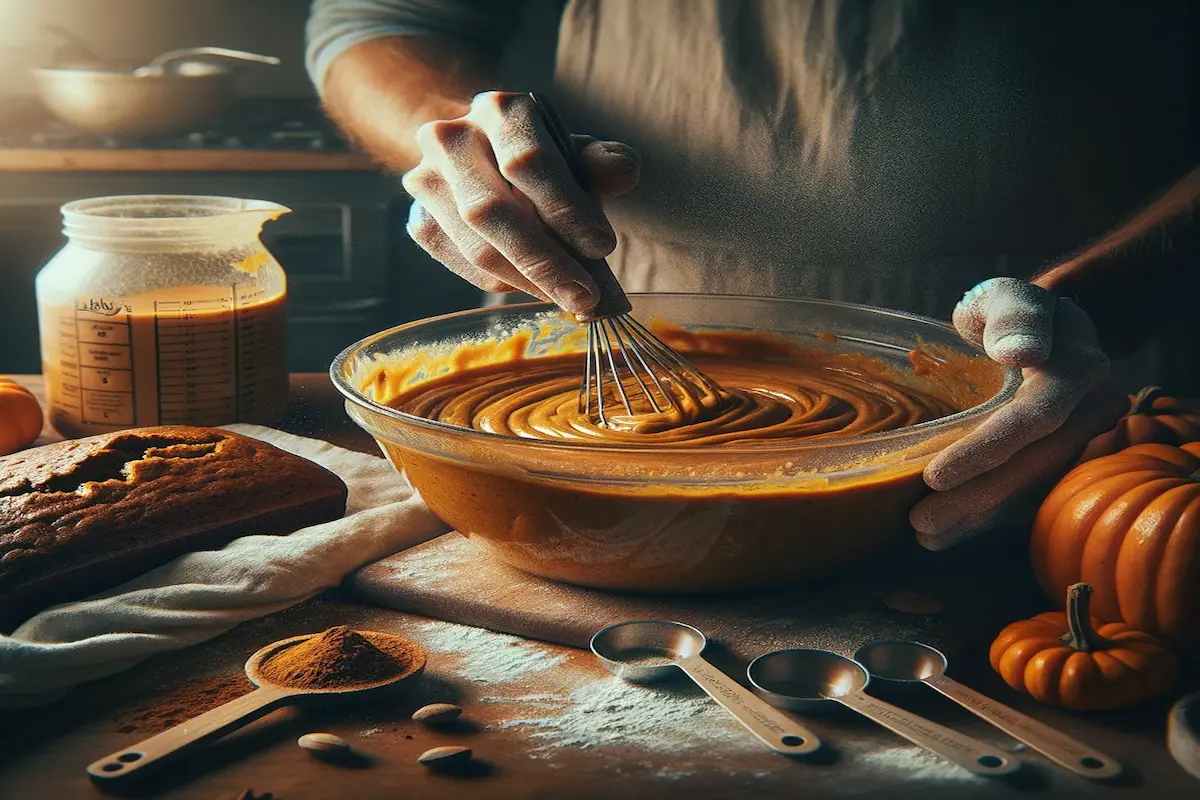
[1031,442,1200,654]
[990,583,1178,710]
[1078,386,1200,463]
[0,378,42,456]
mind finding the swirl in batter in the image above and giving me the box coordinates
[382,337,960,446]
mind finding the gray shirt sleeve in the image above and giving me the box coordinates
[306,0,529,95]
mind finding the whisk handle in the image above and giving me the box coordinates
[575,259,632,321]
[528,92,632,322]
[529,92,585,185]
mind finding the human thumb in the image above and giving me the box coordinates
[952,278,1056,368]
[573,137,640,198]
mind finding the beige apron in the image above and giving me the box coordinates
[535,0,1196,387]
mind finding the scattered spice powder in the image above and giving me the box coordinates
[114,674,252,734]
[258,626,425,691]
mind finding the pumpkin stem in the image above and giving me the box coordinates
[1060,582,1110,652]
[1128,386,1165,415]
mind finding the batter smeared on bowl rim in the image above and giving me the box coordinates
[364,327,977,445]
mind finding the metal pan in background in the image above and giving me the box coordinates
[32,32,279,136]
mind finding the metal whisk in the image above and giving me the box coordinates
[528,92,726,426]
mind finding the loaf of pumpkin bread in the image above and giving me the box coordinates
[0,426,347,627]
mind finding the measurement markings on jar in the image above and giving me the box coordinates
[154,297,238,425]
[231,283,283,421]
[74,305,135,426]
[158,377,234,388]
[53,312,83,418]
[157,355,235,368]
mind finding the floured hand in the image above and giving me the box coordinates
[910,278,1128,550]
[403,91,640,313]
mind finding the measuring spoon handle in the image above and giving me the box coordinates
[677,655,821,755]
[87,686,293,782]
[925,674,1121,778]
[839,691,1017,776]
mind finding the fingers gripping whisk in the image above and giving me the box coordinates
[526,91,727,428]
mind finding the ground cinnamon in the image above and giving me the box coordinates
[258,626,424,690]
[114,674,252,734]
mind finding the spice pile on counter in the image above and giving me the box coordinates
[259,626,423,690]
[88,625,448,790]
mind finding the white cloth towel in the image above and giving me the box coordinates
[0,425,449,708]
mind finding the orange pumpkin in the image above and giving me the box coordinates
[0,378,42,456]
[1031,442,1200,654]
[990,583,1178,710]
[1078,386,1200,463]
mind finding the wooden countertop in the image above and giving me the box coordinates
[2,375,1198,799]
[0,148,379,172]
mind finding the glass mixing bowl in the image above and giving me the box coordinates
[332,294,1019,593]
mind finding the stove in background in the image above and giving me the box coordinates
[0,98,352,151]
[0,99,479,374]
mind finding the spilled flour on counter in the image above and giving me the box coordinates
[384,546,472,589]
[856,746,984,785]
[412,620,568,684]
[655,768,697,781]
[480,692,561,703]
[489,677,756,755]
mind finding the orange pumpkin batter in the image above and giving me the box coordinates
[389,351,955,444]
[359,327,1002,592]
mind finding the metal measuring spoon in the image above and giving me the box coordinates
[87,631,426,782]
[590,621,821,756]
[748,649,1018,776]
[854,640,1121,778]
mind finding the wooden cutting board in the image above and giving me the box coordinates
[347,527,1045,676]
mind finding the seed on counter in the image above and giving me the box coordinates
[298,732,350,756]
[412,703,463,725]
[418,746,472,768]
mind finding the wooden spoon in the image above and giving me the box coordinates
[87,631,425,783]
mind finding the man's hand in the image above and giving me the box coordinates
[909,278,1128,550]
[402,91,640,313]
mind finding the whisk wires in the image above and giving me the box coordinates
[581,316,723,427]
[525,91,726,429]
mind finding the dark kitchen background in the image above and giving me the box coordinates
[0,0,1193,391]
[0,0,560,374]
